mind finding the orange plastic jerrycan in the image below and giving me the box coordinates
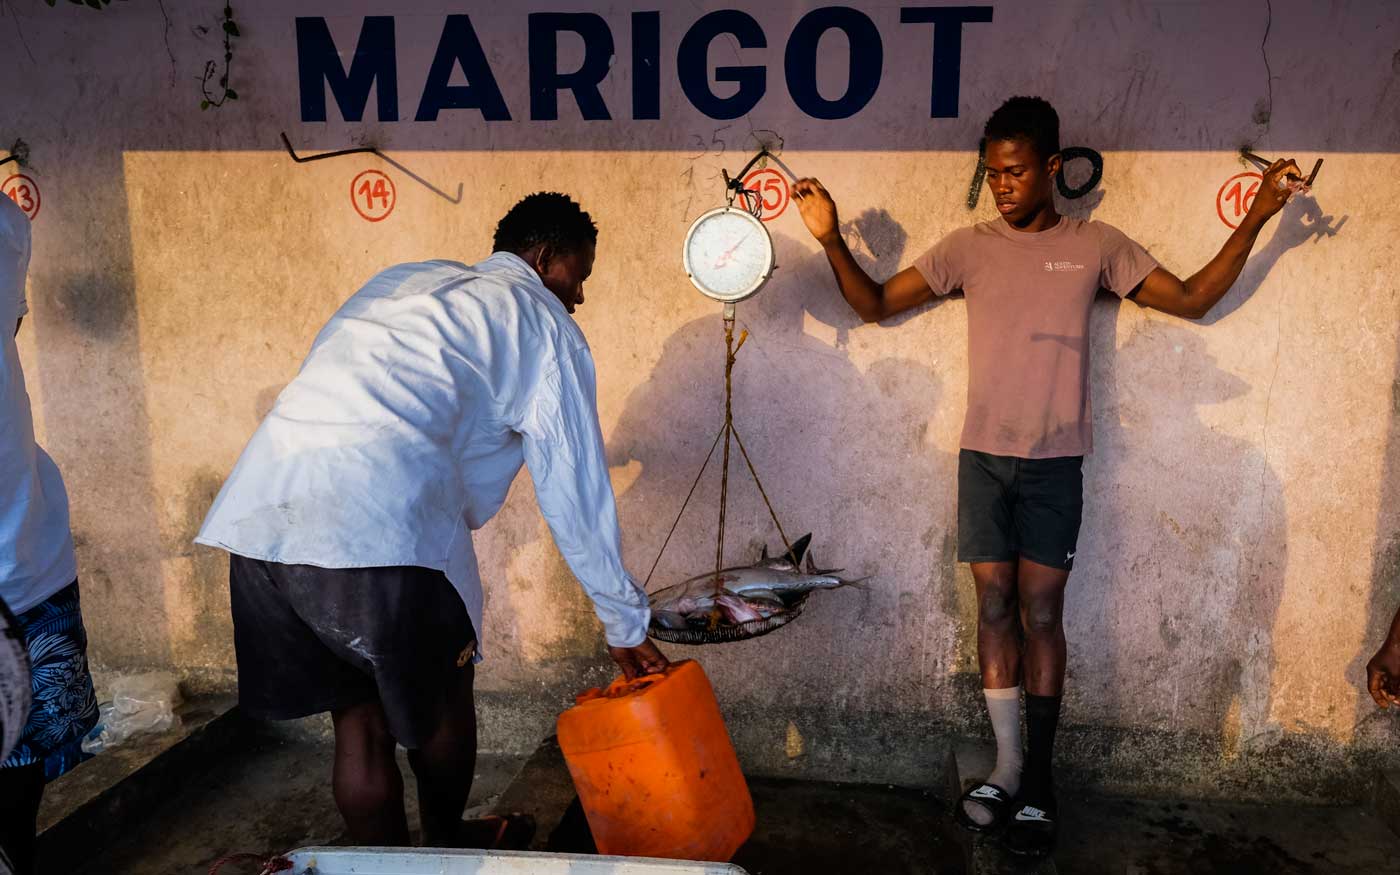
[556,659,755,861]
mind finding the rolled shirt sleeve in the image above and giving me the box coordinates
[519,343,650,648]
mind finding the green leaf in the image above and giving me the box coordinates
[225,89,239,100]
[200,100,210,110]
[223,21,240,37]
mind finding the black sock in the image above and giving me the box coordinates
[1022,693,1062,807]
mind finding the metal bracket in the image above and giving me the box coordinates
[279,132,464,205]
[0,139,32,170]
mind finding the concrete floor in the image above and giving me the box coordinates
[1055,791,1400,874]
[47,723,524,875]
[35,720,1400,875]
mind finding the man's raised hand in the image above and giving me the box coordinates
[1247,158,1306,221]
[793,178,841,246]
[1367,638,1400,709]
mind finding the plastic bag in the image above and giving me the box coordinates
[81,671,182,754]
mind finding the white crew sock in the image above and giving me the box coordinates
[963,686,1023,826]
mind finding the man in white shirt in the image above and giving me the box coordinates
[0,195,98,875]
[197,192,668,848]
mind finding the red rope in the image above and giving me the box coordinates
[208,853,293,875]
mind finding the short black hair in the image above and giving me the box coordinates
[983,96,1060,162]
[492,192,597,256]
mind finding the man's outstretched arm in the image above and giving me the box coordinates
[792,178,935,323]
[1133,158,1304,320]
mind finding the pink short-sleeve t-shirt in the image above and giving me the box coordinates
[913,217,1158,459]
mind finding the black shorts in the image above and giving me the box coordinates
[957,449,1084,571]
[228,555,476,748]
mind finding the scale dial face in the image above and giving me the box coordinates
[682,207,776,303]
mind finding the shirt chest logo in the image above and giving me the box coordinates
[1044,260,1086,272]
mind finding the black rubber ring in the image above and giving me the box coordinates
[1056,146,1104,199]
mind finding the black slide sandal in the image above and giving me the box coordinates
[954,782,1014,833]
[1004,800,1057,857]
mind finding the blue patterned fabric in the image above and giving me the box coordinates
[0,582,97,781]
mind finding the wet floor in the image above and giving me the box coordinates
[1053,790,1400,874]
[34,719,1400,874]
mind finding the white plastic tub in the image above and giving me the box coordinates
[281,847,750,875]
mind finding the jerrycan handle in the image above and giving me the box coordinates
[575,659,688,705]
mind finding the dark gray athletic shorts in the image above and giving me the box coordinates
[957,449,1084,571]
[228,555,476,748]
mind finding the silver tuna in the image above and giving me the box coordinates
[648,534,866,627]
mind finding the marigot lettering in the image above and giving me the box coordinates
[296,7,994,124]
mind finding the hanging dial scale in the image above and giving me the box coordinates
[682,151,790,308]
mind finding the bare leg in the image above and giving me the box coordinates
[972,561,1022,689]
[1016,557,1069,697]
[406,663,477,848]
[960,561,1026,825]
[330,699,410,846]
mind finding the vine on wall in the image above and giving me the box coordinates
[198,4,240,110]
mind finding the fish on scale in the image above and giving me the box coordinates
[648,534,867,630]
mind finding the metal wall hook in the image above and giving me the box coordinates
[1,138,32,170]
[279,132,463,205]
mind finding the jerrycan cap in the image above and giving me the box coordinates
[574,658,692,706]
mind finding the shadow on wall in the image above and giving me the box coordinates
[1200,194,1349,326]
[26,151,177,674]
[603,215,977,715]
[1075,193,1344,768]
[1085,314,1287,754]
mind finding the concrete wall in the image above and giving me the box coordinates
[3,0,1398,800]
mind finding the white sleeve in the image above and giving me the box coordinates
[1,199,29,319]
[518,344,650,648]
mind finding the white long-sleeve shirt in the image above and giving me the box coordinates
[196,253,650,656]
[0,196,77,615]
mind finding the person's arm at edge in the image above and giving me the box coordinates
[792,178,935,323]
[1367,605,1400,708]
[1132,158,1304,319]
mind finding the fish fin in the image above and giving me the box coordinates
[761,544,770,561]
[841,575,873,590]
[781,533,812,567]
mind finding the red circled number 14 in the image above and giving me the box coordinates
[351,170,396,222]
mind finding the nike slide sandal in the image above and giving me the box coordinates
[1003,800,1057,857]
[954,782,1015,833]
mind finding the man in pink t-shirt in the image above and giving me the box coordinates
[794,97,1303,858]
